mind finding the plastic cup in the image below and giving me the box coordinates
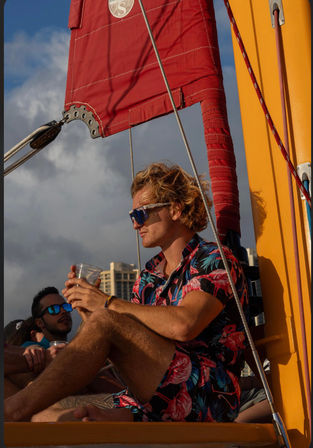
[76,263,102,285]
[49,340,68,347]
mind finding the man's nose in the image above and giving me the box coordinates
[60,306,69,315]
[132,219,142,230]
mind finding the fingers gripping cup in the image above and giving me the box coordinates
[76,263,102,286]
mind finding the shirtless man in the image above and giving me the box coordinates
[5,162,249,422]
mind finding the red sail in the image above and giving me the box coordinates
[64,0,240,240]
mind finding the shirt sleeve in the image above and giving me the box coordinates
[182,245,242,306]
[130,276,142,304]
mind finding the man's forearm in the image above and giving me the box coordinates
[109,290,222,342]
[109,298,192,341]
[4,346,30,375]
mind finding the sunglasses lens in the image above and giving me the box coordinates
[130,209,147,225]
[63,303,73,312]
[48,305,60,315]
[46,303,72,315]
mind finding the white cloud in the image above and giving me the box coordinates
[5,28,69,79]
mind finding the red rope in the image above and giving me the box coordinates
[223,0,311,208]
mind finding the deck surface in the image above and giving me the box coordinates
[4,421,279,447]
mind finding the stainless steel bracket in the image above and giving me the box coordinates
[269,0,285,27]
[297,162,311,199]
[63,105,101,139]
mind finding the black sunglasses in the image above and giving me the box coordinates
[39,303,72,317]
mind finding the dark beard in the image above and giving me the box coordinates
[49,329,69,339]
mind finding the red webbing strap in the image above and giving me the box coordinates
[224,0,311,208]
[201,98,240,242]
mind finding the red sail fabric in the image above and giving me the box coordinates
[64,0,240,239]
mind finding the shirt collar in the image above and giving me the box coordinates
[145,233,202,275]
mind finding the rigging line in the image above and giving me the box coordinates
[223,0,311,209]
[129,127,142,272]
[137,3,290,447]
[274,8,311,429]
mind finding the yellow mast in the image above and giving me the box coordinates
[229,1,311,447]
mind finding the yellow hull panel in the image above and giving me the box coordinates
[229,1,311,447]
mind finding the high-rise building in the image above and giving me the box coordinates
[99,262,139,301]
[246,247,258,266]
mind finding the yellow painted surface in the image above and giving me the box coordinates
[229,1,311,447]
[4,421,279,447]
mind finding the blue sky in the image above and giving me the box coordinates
[4,0,255,333]
[4,0,71,91]
[4,0,70,40]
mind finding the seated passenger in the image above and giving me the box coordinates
[4,287,72,396]
[236,359,271,423]
[236,322,271,423]
[5,162,250,423]
[26,286,73,348]
[5,317,44,346]
[4,342,48,398]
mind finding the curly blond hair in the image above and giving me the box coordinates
[131,162,211,232]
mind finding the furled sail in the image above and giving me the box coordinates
[64,0,240,241]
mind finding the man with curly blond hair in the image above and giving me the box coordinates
[5,162,249,423]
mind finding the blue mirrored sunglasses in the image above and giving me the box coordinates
[129,202,171,225]
[39,303,72,317]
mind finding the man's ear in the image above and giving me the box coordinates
[35,317,45,330]
[170,202,183,221]
[30,329,37,342]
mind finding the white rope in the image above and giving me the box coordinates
[129,128,142,272]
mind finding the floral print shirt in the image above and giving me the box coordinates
[113,233,249,421]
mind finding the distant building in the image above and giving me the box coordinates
[246,247,258,267]
[99,262,139,301]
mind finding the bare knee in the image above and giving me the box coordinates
[85,308,121,333]
[235,400,272,423]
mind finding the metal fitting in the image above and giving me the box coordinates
[63,105,100,139]
[269,0,285,27]
[297,162,311,199]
